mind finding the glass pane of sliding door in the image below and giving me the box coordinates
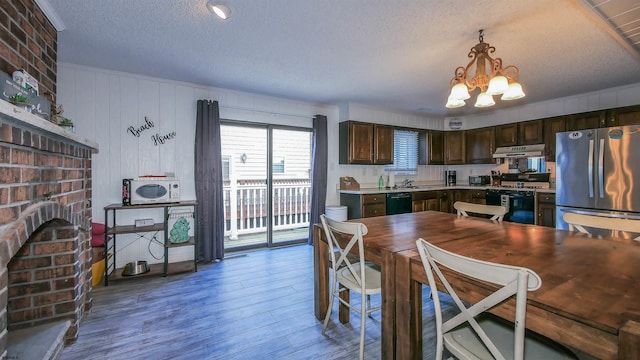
[221,124,268,249]
[221,123,311,250]
[271,128,312,245]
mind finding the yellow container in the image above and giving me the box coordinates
[91,258,105,286]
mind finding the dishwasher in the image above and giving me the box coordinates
[386,192,412,215]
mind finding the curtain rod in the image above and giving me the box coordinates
[218,104,316,120]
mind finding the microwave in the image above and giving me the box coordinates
[123,178,180,205]
[468,175,491,186]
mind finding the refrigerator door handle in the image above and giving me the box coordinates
[598,138,605,198]
[588,139,594,198]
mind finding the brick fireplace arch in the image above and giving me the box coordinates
[1,201,92,357]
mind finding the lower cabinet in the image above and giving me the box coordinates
[412,191,439,212]
[340,193,386,219]
[536,192,556,227]
[439,190,452,214]
[469,189,486,205]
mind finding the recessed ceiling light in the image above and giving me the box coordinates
[207,1,231,20]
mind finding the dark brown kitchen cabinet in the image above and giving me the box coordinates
[517,119,544,145]
[419,130,444,165]
[412,191,439,212]
[445,131,465,165]
[494,123,518,147]
[464,127,495,164]
[340,193,386,219]
[536,192,556,228]
[339,121,393,165]
[469,189,486,205]
[607,105,640,127]
[451,189,471,211]
[543,116,566,162]
[439,190,452,214]
[565,111,605,131]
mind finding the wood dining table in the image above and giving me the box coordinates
[312,211,640,360]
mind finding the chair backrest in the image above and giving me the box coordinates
[320,214,369,286]
[415,238,542,360]
[563,212,640,241]
[454,201,507,221]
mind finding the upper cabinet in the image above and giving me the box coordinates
[419,130,444,165]
[517,119,544,145]
[495,120,543,147]
[494,123,518,147]
[464,127,495,164]
[542,116,565,162]
[339,121,394,165]
[444,131,465,165]
[607,105,640,127]
[565,111,605,131]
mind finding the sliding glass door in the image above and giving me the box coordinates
[221,123,311,250]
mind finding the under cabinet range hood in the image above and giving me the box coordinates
[492,144,545,159]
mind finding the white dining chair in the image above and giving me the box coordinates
[454,201,507,221]
[415,238,577,360]
[320,214,381,360]
[563,212,640,241]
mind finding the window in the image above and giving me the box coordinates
[385,129,418,175]
[272,156,285,174]
[222,155,231,181]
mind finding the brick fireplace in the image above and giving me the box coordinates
[0,102,97,359]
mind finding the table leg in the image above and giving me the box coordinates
[381,250,396,360]
[395,251,423,360]
[313,224,329,321]
[620,320,640,360]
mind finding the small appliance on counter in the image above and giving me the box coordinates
[122,177,180,205]
[469,175,491,186]
[445,170,456,186]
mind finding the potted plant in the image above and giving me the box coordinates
[58,117,75,132]
[8,94,32,112]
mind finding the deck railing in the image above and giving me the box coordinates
[223,179,311,240]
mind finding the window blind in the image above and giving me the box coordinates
[386,129,418,175]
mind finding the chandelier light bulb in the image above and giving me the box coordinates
[446,95,465,108]
[474,91,495,108]
[501,82,526,100]
[486,75,508,95]
[450,83,471,101]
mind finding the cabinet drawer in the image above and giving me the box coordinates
[362,203,386,218]
[538,193,555,204]
[412,191,438,201]
[471,190,486,199]
[362,194,385,204]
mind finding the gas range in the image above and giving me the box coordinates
[500,181,550,189]
[497,173,551,189]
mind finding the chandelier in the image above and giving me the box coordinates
[446,30,525,109]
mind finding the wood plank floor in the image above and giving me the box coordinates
[61,244,451,360]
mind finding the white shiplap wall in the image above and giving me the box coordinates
[57,63,335,266]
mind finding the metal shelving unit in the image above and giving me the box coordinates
[103,201,198,286]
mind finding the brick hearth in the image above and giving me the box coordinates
[0,102,97,359]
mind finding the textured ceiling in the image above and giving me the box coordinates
[46,0,640,117]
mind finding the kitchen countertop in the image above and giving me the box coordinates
[338,184,556,195]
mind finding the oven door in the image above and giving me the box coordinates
[486,189,535,224]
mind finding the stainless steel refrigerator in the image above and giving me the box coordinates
[556,125,640,238]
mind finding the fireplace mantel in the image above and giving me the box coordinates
[0,100,99,152]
